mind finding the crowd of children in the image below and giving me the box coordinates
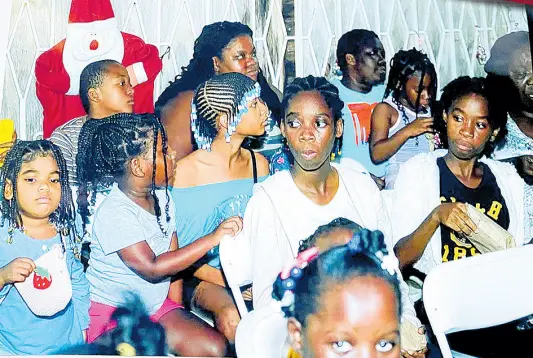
[0,20,531,358]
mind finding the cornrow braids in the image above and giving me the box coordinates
[155,21,253,117]
[79,59,122,114]
[0,140,80,252]
[384,48,437,118]
[76,113,170,235]
[272,229,402,325]
[298,217,362,253]
[191,72,261,150]
[281,75,345,157]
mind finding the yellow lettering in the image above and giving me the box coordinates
[454,247,467,260]
[487,201,502,221]
[450,197,457,203]
[475,203,486,214]
[470,248,479,256]
[440,196,447,203]
[442,245,450,262]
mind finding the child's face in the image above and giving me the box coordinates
[97,63,134,115]
[235,97,270,137]
[292,276,400,358]
[404,73,432,111]
[445,94,495,160]
[281,91,343,172]
[9,155,61,222]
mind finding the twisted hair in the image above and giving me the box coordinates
[281,75,345,156]
[435,76,507,157]
[298,217,362,253]
[273,229,401,325]
[0,140,79,240]
[385,48,437,116]
[76,113,170,234]
[80,59,122,114]
[192,72,260,149]
[336,29,381,73]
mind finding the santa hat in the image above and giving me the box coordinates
[67,0,118,33]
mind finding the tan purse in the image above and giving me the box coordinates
[465,203,516,254]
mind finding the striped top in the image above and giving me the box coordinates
[49,115,88,186]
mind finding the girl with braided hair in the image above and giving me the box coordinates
[0,140,89,355]
[273,229,403,358]
[170,72,270,344]
[156,21,282,162]
[370,48,437,189]
[76,113,229,356]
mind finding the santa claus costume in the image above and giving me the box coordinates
[35,0,162,138]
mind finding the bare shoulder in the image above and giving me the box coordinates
[160,90,194,123]
[171,151,202,187]
[254,152,270,177]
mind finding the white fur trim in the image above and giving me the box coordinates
[63,18,123,95]
[131,61,148,84]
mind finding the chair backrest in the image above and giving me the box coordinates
[219,232,253,317]
[423,245,533,358]
[235,304,288,358]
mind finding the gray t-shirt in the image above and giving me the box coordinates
[86,185,176,314]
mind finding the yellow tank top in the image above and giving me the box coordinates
[287,348,302,358]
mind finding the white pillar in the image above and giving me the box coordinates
[0,0,14,113]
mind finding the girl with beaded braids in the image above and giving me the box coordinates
[156,21,282,162]
[370,48,438,189]
[0,140,89,355]
[170,72,270,344]
[242,76,394,314]
[273,229,403,358]
[76,113,229,356]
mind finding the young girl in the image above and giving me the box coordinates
[171,72,270,342]
[370,49,438,189]
[76,113,232,356]
[273,229,402,358]
[0,140,89,355]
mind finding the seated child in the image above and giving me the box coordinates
[76,113,233,356]
[0,140,89,355]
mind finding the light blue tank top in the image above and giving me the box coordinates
[384,97,431,189]
[170,176,267,268]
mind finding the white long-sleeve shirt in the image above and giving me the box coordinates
[243,162,420,327]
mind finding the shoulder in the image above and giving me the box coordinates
[481,157,521,179]
[171,151,202,187]
[95,187,138,218]
[160,90,194,123]
[252,151,270,177]
[372,102,395,118]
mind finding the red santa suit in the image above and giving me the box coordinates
[35,0,162,137]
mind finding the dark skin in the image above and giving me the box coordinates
[508,44,533,139]
[394,94,500,268]
[110,133,237,356]
[341,37,386,94]
[281,91,343,205]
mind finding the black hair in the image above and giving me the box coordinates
[155,21,281,126]
[79,59,122,114]
[336,29,381,74]
[192,72,260,149]
[76,113,170,234]
[281,75,345,157]
[384,48,437,116]
[298,217,362,253]
[435,76,508,157]
[0,140,79,248]
[273,229,401,325]
[57,296,167,356]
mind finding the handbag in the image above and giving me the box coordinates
[15,241,73,316]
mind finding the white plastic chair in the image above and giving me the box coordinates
[219,232,252,318]
[235,304,288,358]
[423,245,533,358]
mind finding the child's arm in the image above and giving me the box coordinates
[167,235,183,305]
[370,103,433,163]
[193,264,226,287]
[118,217,242,283]
[68,248,90,332]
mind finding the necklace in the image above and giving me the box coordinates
[393,98,419,147]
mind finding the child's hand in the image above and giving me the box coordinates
[242,287,253,301]
[0,258,36,286]
[209,216,243,246]
[406,117,434,138]
[433,202,477,236]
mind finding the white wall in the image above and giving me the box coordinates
[0,0,528,140]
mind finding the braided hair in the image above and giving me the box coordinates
[76,113,170,234]
[0,140,79,242]
[385,48,437,116]
[281,75,345,157]
[273,229,401,325]
[191,72,262,150]
[436,76,507,157]
[298,217,362,253]
[80,59,122,114]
